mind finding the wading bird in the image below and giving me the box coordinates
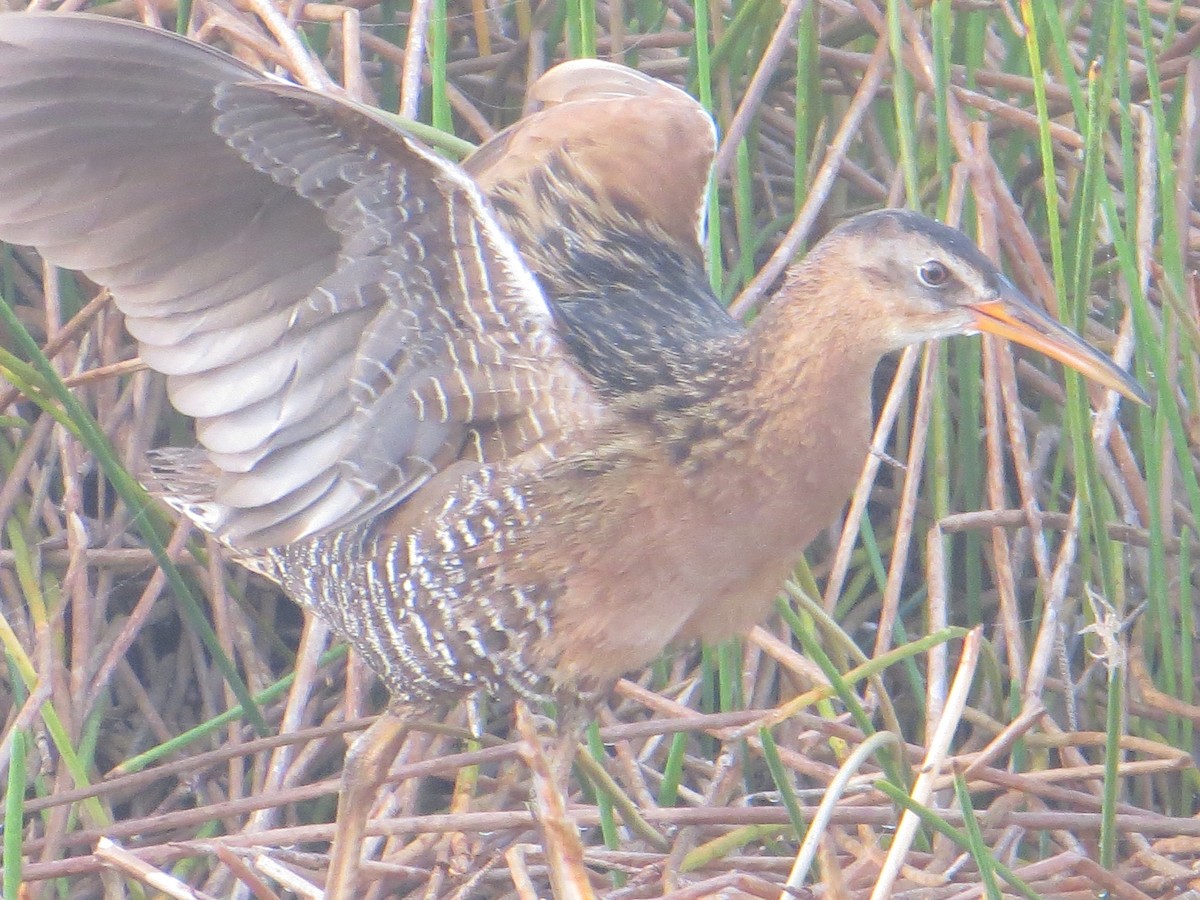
[0,13,1145,896]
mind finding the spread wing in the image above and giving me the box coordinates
[0,13,601,548]
[464,59,718,286]
[465,58,734,405]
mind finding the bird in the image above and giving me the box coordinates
[0,12,1147,897]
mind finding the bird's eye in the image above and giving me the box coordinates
[919,260,951,287]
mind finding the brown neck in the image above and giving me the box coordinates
[746,261,883,435]
[694,262,886,542]
[751,254,884,377]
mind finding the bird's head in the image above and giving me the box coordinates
[802,209,1147,404]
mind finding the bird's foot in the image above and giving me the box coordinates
[514,701,597,900]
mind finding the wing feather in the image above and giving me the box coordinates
[0,13,602,547]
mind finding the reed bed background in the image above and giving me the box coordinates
[0,0,1197,896]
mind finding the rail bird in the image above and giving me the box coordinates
[0,13,1146,896]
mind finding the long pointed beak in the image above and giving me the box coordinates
[969,279,1149,406]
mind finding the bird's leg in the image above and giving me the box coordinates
[324,711,412,899]
[514,701,596,900]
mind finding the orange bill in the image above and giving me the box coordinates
[969,278,1149,405]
